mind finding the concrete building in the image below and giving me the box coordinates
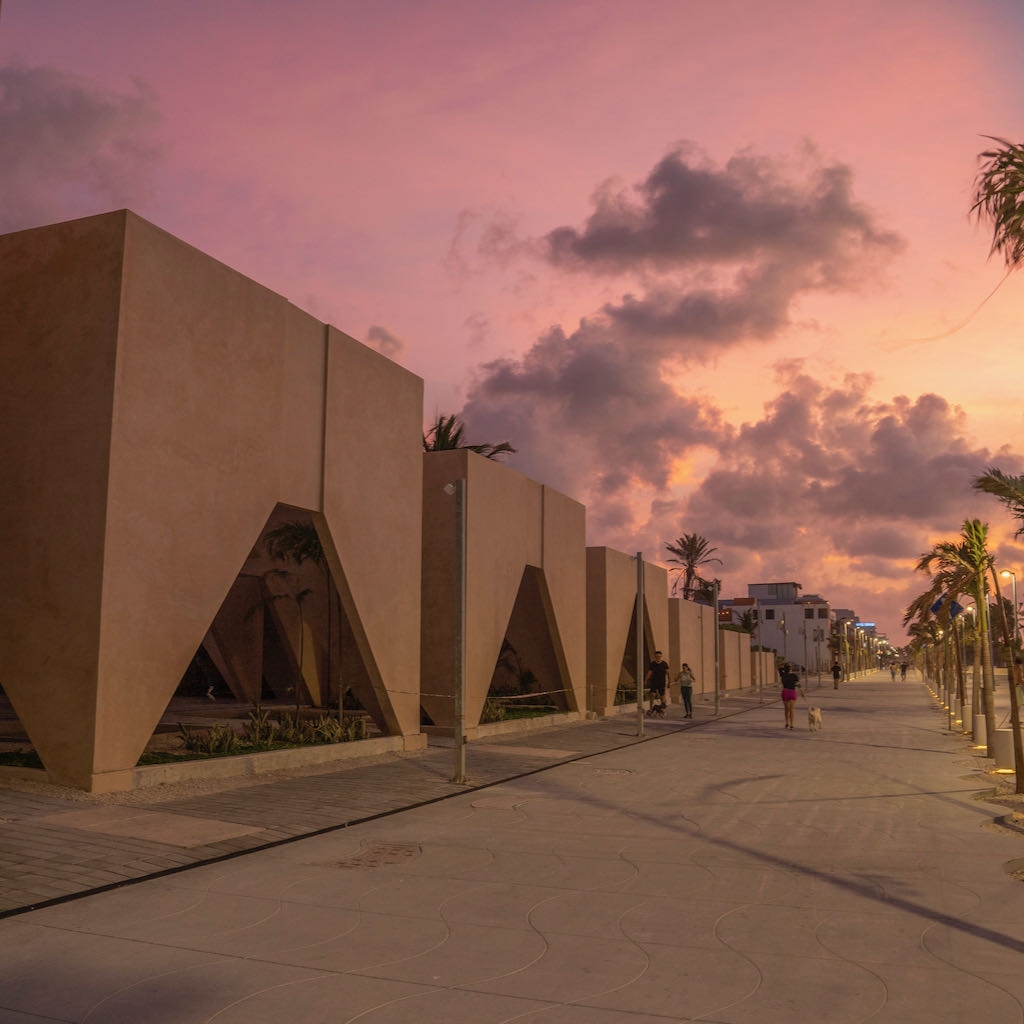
[420,449,587,733]
[0,210,756,791]
[733,583,833,673]
[0,211,425,791]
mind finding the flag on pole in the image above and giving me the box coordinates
[949,600,963,618]
[930,595,945,615]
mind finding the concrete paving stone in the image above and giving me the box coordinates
[863,962,1024,1023]
[2,676,1024,1023]
[470,930,657,1004]
[0,922,222,1020]
[165,859,380,910]
[921,913,1024,973]
[354,919,549,987]
[267,909,455,975]
[576,941,762,1019]
[972,970,1024,1012]
[182,973,532,1024]
[506,1003,687,1024]
[713,903,835,958]
[814,910,952,967]
[708,950,886,1024]
[442,882,617,932]
[320,872,487,923]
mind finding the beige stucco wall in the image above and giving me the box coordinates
[752,650,777,694]
[670,597,717,696]
[421,450,586,730]
[0,211,423,790]
[322,330,423,737]
[720,630,752,691]
[585,548,668,715]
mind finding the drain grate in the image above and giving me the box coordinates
[334,842,421,868]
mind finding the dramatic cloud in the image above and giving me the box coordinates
[0,64,161,233]
[457,144,1022,633]
[545,145,903,282]
[685,369,1007,556]
[461,145,905,508]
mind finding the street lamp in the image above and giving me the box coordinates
[1000,569,1019,647]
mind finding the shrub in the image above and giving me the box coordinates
[178,722,240,756]
[481,697,507,723]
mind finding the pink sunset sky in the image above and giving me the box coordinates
[4,0,1024,642]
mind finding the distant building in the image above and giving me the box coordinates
[719,583,833,672]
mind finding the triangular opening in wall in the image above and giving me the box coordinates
[485,565,574,721]
[616,600,656,706]
[0,680,42,771]
[140,503,386,764]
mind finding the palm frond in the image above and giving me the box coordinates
[972,136,1024,270]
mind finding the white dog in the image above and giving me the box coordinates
[808,706,823,732]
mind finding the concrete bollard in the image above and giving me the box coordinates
[973,714,987,747]
[994,728,1016,770]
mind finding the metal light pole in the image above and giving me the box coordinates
[448,478,468,784]
[756,608,764,700]
[636,552,645,737]
[713,579,720,716]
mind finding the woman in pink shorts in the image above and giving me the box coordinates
[779,664,802,730]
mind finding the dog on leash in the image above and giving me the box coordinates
[808,706,823,732]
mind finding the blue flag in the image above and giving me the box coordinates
[949,600,963,619]
[930,595,945,615]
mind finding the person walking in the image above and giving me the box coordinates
[645,650,669,714]
[831,661,842,690]
[781,663,802,729]
[677,662,694,718]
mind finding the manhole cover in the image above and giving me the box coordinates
[335,842,421,868]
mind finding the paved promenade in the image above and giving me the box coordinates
[2,672,1024,1022]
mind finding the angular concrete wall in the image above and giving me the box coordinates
[669,597,717,696]
[720,630,752,691]
[586,549,669,715]
[0,211,423,790]
[421,450,586,730]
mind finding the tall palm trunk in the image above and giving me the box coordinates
[991,571,1024,790]
[977,578,997,756]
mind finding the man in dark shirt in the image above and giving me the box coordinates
[646,650,669,714]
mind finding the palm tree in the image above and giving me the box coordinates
[423,413,516,460]
[972,137,1024,270]
[973,467,1024,788]
[973,467,1024,533]
[738,609,759,634]
[664,533,723,599]
[916,521,997,755]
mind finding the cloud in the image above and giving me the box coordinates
[365,324,405,359]
[461,144,904,505]
[456,142,1021,635]
[0,64,161,233]
[544,144,904,282]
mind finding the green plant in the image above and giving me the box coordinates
[481,697,507,723]
[242,704,278,747]
[178,722,240,756]
[275,711,316,745]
